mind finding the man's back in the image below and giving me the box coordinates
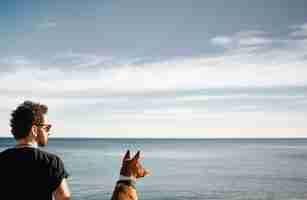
[0,147,69,200]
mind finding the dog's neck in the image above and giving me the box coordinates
[117,175,137,189]
[119,175,136,182]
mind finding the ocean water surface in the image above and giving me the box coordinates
[1,138,307,200]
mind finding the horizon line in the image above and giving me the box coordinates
[1,136,307,140]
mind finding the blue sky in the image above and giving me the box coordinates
[0,0,307,138]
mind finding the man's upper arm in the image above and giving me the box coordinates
[53,178,71,200]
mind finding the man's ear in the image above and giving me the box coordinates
[31,125,38,137]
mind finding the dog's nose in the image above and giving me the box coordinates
[144,169,151,176]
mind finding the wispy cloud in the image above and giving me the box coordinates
[1,40,307,95]
[289,23,307,37]
[37,21,57,29]
[238,37,272,46]
[2,23,306,94]
[53,51,114,69]
[0,56,33,67]
[0,56,37,74]
[211,30,273,49]
[0,52,117,77]
[210,36,232,46]
[209,25,307,74]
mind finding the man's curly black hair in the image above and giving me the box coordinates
[10,101,48,140]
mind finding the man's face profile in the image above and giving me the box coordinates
[36,115,50,147]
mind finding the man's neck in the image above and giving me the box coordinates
[16,139,38,148]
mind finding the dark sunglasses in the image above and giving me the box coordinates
[34,123,52,132]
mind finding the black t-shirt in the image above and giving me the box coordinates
[0,147,69,200]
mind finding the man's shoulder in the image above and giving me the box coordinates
[35,148,59,158]
[0,147,17,154]
[0,148,11,155]
[33,148,63,164]
[0,147,62,163]
[35,148,70,179]
[0,148,17,159]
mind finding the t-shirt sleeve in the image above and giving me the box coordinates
[48,155,70,192]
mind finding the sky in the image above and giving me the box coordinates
[0,0,307,138]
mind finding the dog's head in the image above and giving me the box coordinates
[120,150,150,179]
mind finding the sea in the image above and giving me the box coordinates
[1,138,307,200]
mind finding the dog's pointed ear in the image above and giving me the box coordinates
[133,150,140,161]
[123,150,131,161]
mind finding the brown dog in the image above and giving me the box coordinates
[111,150,150,200]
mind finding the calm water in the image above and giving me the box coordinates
[1,138,307,200]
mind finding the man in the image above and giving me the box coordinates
[0,101,71,200]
